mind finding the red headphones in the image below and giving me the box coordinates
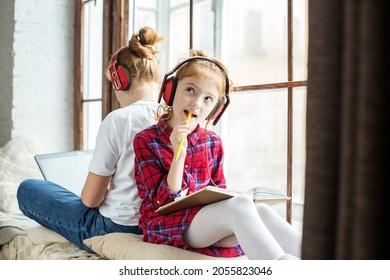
[108,47,132,91]
[158,56,230,125]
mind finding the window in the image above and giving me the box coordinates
[82,0,104,149]
[75,0,104,149]
[75,0,308,226]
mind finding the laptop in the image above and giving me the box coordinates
[34,150,94,195]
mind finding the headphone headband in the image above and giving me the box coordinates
[158,56,230,125]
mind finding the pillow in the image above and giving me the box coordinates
[83,232,248,260]
[27,226,69,244]
[0,134,43,214]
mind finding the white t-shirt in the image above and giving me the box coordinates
[89,100,158,226]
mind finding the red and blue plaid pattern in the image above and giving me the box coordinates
[134,118,244,257]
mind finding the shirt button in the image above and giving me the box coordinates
[157,200,161,205]
[184,165,189,169]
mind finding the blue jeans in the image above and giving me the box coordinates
[17,179,142,253]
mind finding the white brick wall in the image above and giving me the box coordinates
[0,0,75,153]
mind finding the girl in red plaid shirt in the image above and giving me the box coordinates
[134,50,302,259]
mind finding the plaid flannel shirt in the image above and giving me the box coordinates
[134,118,244,257]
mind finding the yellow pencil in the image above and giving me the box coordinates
[175,112,192,161]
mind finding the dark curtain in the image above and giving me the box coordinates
[302,0,390,259]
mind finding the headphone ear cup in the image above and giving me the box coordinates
[162,76,177,106]
[116,65,131,90]
[207,96,226,121]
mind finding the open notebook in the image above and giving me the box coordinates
[34,150,94,195]
[156,186,290,215]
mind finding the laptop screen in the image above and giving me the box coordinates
[34,150,94,195]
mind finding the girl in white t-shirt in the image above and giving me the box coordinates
[17,27,163,253]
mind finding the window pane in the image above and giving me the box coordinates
[83,101,102,150]
[168,5,190,66]
[221,89,288,194]
[221,0,288,85]
[292,87,306,203]
[293,0,308,81]
[137,0,157,9]
[83,0,103,100]
[129,0,158,31]
[170,0,188,8]
[192,0,214,55]
[136,10,157,30]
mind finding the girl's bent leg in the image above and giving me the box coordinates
[255,203,302,258]
[183,195,286,260]
[17,179,122,253]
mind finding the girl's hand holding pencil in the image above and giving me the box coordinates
[174,112,192,161]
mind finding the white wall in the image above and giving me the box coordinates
[0,0,75,153]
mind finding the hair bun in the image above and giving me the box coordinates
[189,49,208,57]
[128,26,164,59]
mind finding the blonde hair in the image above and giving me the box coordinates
[106,26,164,84]
[157,49,231,123]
